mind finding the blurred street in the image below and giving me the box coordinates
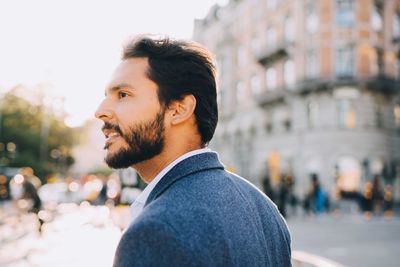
[288,213,400,267]
[1,200,399,267]
[0,202,123,267]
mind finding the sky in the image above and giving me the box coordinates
[0,0,228,127]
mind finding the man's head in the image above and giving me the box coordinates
[95,36,218,169]
[122,37,218,145]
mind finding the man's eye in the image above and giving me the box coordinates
[118,92,128,98]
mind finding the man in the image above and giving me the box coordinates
[95,36,291,267]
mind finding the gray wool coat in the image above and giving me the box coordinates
[113,152,292,267]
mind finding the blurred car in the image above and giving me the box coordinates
[38,182,85,204]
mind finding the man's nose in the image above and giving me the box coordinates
[95,99,113,121]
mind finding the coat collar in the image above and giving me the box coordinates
[145,152,224,206]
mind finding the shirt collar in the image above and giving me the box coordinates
[130,147,211,216]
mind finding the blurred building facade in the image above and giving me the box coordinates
[71,119,108,174]
[193,0,400,199]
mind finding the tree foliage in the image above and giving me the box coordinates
[0,89,77,180]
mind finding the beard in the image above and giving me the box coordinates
[103,109,165,169]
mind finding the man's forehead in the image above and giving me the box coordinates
[104,57,156,95]
[118,57,149,71]
[113,58,148,78]
[106,58,147,86]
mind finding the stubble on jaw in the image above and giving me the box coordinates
[104,109,166,169]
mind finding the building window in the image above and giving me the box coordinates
[267,27,277,50]
[267,0,277,10]
[284,16,295,43]
[251,37,260,54]
[284,59,296,88]
[306,49,319,79]
[236,81,247,104]
[283,118,291,132]
[396,60,400,80]
[237,46,246,66]
[254,3,263,21]
[266,67,277,90]
[305,5,319,34]
[336,156,361,192]
[282,108,292,132]
[251,75,262,95]
[337,99,356,129]
[336,46,354,77]
[375,103,383,129]
[336,0,354,27]
[394,103,400,128]
[307,101,319,129]
[375,48,384,76]
[265,122,272,133]
[393,13,400,39]
[371,4,383,32]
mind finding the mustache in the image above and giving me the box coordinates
[102,122,123,137]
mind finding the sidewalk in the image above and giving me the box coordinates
[288,212,400,267]
[0,202,123,267]
[2,200,398,267]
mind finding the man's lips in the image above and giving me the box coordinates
[103,129,120,138]
[104,132,122,149]
[106,132,120,141]
[102,122,123,149]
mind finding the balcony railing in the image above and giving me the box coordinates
[255,42,289,66]
[297,74,400,94]
[254,88,288,107]
[254,74,400,107]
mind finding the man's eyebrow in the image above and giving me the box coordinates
[105,83,135,96]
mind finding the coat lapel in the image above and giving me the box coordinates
[145,152,224,206]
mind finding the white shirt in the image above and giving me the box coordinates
[130,148,211,223]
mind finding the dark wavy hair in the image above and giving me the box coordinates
[122,36,218,145]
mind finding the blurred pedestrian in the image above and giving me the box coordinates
[21,177,44,234]
[383,185,394,219]
[21,167,42,189]
[262,174,276,203]
[94,179,108,205]
[305,174,327,215]
[99,180,108,203]
[95,36,291,266]
[303,189,311,215]
[277,174,298,218]
[371,175,384,215]
[277,176,288,218]
[362,182,373,220]
[285,175,298,216]
[313,175,328,214]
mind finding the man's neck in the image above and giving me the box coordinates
[133,145,204,184]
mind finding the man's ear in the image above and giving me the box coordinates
[169,94,196,125]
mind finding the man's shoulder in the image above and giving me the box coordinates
[135,169,232,228]
[119,168,292,267]
[124,213,175,238]
[115,212,197,266]
[142,168,277,223]
[170,167,267,201]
